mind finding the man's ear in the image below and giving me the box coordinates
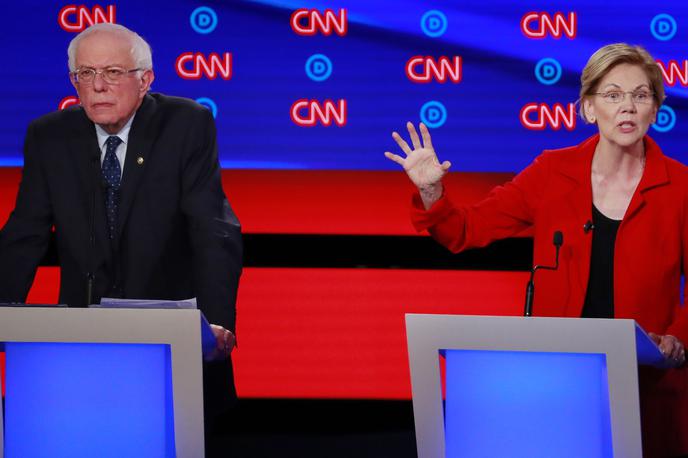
[139,69,155,95]
[70,74,79,92]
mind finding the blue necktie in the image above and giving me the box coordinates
[102,136,123,240]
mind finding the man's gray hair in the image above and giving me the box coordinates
[67,23,153,72]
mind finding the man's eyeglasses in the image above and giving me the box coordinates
[70,67,142,85]
[593,90,654,105]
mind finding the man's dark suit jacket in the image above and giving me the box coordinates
[0,92,242,415]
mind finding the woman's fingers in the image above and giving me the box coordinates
[407,122,422,150]
[392,131,413,156]
[657,335,686,366]
[419,122,433,150]
[384,151,405,166]
[666,335,685,361]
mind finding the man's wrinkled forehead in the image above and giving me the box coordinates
[74,31,135,67]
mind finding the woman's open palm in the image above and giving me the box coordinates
[384,122,451,188]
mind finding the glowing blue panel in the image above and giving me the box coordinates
[1,1,688,171]
[4,342,175,458]
[444,350,612,458]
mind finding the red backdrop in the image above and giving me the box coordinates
[0,168,522,399]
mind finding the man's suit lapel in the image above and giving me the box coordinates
[117,94,157,240]
[69,109,110,265]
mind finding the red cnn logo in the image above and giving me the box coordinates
[520,103,576,131]
[406,56,462,83]
[657,60,688,87]
[291,9,347,36]
[290,99,347,127]
[59,96,79,110]
[58,5,116,33]
[175,53,232,80]
[520,12,577,39]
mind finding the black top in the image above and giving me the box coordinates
[581,205,621,319]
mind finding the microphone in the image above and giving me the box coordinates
[583,220,595,233]
[85,152,101,306]
[524,231,563,317]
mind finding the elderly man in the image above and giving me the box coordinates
[0,22,242,445]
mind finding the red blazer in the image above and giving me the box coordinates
[411,134,688,457]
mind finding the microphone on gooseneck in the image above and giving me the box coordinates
[85,152,100,306]
[553,231,563,258]
[524,231,564,317]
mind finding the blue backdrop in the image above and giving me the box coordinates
[0,0,686,171]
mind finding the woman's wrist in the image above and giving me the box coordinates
[419,182,443,210]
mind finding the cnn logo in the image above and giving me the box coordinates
[290,99,347,127]
[59,96,79,110]
[175,53,232,80]
[406,56,462,83]
[58,5,116,32]
[520,103,576,131]
[291,9,347,36]
[657,60,688,87]
[520,12,577,39]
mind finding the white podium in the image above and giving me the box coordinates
[406,314,665,458]
[0,307,208,458]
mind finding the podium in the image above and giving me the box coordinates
[405,314,666,458]
[0,307,207,458]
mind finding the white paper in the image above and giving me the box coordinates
[93,297,198,309]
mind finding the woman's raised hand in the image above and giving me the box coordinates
[385,122,451,208]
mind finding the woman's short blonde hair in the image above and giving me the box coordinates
[579,43,664,122]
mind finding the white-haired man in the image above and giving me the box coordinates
[0,23,242,449]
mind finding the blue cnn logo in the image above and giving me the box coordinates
[653,105,676,133]
[305,54,333,82]
[650,14,677,41]
[196,97,218,118]
[190,6,218,34]
[421,10,448,38]
[420,101,447,128]
[535,58,562,85]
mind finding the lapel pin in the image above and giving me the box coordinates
[137,156,144,165]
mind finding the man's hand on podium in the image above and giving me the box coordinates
[648,333,685,368]
[204,324,236,361]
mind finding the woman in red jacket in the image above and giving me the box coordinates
[386,43,688,457]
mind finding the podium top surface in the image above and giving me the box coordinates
[0,307,202,345]
[405,314,664,366]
